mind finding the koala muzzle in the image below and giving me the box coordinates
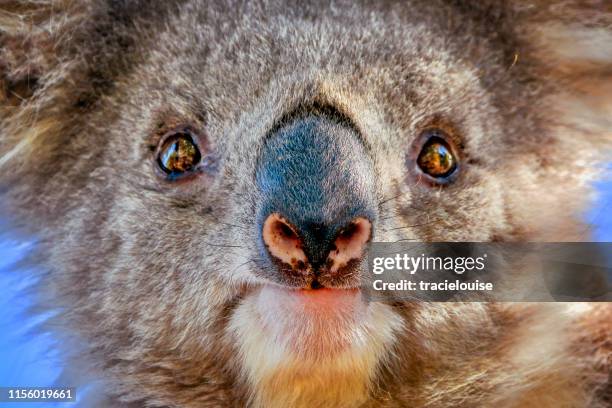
[256,109,377,288]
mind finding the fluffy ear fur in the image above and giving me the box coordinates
[0,0,168,220]
[453,1,612,160]
[518,3,609,158]
[0,0,86,190]
[534,5,612,241]
[0,1,77,106]
[516,1,612,156]
[486,1,612,238]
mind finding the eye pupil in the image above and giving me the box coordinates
[158,133,201,176]
[417,136,457,178]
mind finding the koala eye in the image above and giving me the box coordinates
[416,130,458,181]
[157,130,202,178]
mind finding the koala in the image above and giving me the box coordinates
[1,1,611,407]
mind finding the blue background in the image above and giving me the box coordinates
[0,179,611,407]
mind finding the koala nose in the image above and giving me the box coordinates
[255,107,378,288]
[262,212,372,273]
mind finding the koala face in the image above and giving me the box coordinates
[1,1,610,407]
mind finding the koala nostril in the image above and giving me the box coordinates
[262,213,372,280]
[278,222,296,240]
[327,217,372,273]
[262,213,308,270]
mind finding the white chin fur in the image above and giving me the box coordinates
[228,285,404,408]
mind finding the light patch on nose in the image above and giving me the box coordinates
[327,217,372,273]
[262,213,308,270]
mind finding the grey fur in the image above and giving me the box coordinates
[1,1,611,406]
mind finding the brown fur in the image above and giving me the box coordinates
[1,1,611,407]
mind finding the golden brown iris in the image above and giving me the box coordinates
[417,136,457,178]
[157,133,201,176]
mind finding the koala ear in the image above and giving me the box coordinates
[513,2,612,157]
[0,1,88,179]
[0,1,85,106]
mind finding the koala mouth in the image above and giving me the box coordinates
[310,279,324,289]
[246,284,366,355]
[257,284,363,313]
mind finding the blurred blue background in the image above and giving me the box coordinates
[0,179,611,407]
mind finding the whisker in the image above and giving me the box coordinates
[378,192,406,206]
[391,237,419,243]
[383,218,443,232]
[202,241,246,249]
[217,221,250,231]
[229,258,258,275]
